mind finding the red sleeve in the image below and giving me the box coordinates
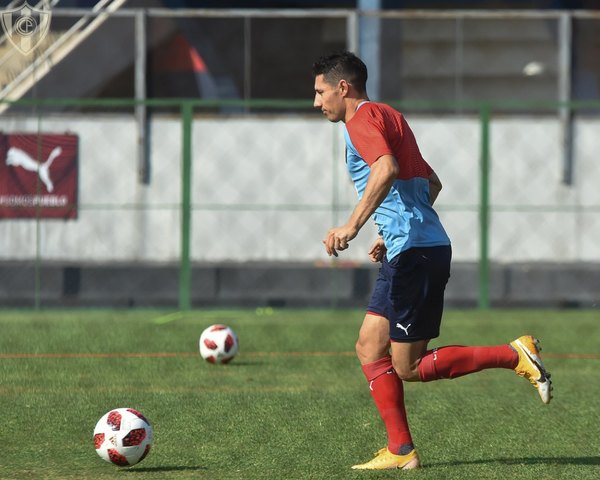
[348,104,434,180]
[346,106,394,166]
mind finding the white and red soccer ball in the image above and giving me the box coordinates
[199,324,238,364]
[94,408,153,467]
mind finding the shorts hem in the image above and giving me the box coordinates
[390,333,440,343]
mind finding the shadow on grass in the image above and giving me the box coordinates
[429,456,600,467]
[124,465,208,473]
[200,361,261,367]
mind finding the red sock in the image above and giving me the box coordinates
[361,356,413,454]
[418,344,518,382]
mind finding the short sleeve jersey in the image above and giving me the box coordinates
[344,102,450,260]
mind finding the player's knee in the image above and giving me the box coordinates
[355,337,370,362]
[393,365,414,381]
[355,336,387,364]
[392,358,419,381]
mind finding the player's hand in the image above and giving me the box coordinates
[323,224,358,257]
[367,237,386,263]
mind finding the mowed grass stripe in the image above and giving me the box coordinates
[0,351,598,359]
[0,351,355,359]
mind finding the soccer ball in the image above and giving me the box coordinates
[199,324,238,364]
[93,408,153,467]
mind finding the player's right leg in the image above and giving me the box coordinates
[351,447,420,471]
[353,313,421,470]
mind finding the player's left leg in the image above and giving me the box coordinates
[394,337,552,404]
[384,244,521,384]
[416,344,518,381]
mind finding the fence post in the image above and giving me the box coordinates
[135,9,150,184]
[179,102,193,310]
[479,105,491,309]
[558,12,574,185]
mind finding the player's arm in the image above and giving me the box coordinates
[324,155,398,257]
[349,154,399,231]
[428,171,442,206]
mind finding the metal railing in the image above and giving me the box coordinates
[2,7,599,186]
[1,97,600,309]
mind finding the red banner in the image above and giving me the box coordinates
[0,133,78,219]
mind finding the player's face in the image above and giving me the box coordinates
[313,74,345,123]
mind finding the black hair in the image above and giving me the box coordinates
[312,51,368,93]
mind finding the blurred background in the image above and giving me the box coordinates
[1,0,599,309]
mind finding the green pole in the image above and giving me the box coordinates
[479,106,491,309]
[179,102,193,310]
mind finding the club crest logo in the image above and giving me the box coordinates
[1,1,51,55]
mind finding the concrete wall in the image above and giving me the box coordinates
[2,112,598,307]
[2,261,598,308]
[1,113,599,264]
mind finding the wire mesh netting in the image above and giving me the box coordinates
[1,8,599,308]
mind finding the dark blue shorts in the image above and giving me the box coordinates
[367,245,452,343]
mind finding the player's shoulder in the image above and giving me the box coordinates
[356,102,401,121]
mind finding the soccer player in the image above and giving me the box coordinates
[311,51,553,470]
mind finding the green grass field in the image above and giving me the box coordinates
[0,309,598,480]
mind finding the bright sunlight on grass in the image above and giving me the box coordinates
[0,309,598,479]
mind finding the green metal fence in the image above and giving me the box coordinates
[1,98,599,309]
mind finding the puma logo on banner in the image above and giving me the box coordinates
[0,133,78,219]
[6,146,62,192]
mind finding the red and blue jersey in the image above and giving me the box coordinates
[344,102,450,259]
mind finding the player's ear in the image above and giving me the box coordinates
[339,79,350,97]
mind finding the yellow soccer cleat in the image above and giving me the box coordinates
[510,335,553,404]
[351,447,420,470]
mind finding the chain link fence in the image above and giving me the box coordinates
[1,98,599,308]
[1,7,599,308]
